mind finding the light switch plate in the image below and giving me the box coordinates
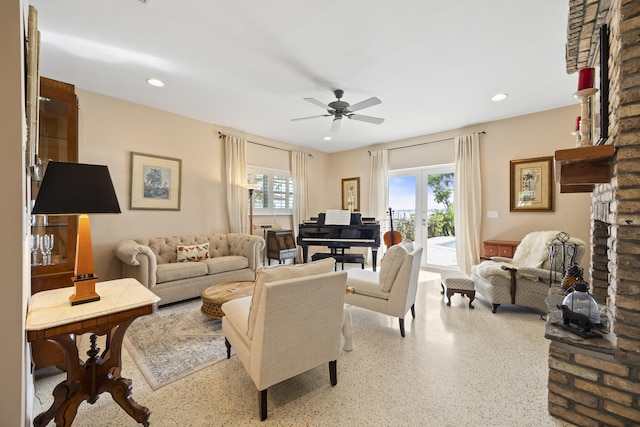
[487,211,499,219]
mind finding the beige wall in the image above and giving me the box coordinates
[480,106,591,245]
[1,1,28,425]
[76,90,333,280]
[323,105,592,272]
[77,89,590,280]
[79,88,591,279]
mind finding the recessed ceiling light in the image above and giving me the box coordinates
[146,78,164,87]
[323,136,332,141]
[491,93,508,102]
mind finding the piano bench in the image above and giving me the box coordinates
[312,253,365,270]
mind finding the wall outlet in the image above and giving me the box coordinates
[487,210,499,219]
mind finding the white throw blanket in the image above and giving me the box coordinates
[511,230,562,267]
[474,261,539,281]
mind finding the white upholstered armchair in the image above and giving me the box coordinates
[221,258,347,421]
[471,231,585,313]
[345,243,423,337]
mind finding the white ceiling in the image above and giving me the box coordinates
[28,0,575,153]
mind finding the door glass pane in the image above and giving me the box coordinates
[426,172,457,267]
[388,176,416,243]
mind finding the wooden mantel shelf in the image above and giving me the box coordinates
[554,144,614,193]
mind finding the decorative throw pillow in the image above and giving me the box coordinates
[176,243,210,262]
[379,244,409,292]
[246,257,336,340]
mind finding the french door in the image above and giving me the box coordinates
[388,164,457,268]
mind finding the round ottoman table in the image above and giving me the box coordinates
[200,280,254,319]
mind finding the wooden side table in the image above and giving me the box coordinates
[26,278,160,427]
[483,240,520,259]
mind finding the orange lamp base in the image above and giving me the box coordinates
[70,214,101,305]
[70,276,101,305]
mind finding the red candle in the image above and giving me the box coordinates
[577,68,595,91]
[575,116,581,131]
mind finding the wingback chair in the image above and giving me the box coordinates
[345,243,423,337]
[221,257,347,421]
[471,231,585,313]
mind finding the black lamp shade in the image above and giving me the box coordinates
[32,161,121,215]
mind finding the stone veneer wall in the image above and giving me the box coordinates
[548,1,640,425]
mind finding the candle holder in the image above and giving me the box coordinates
[573,88,598,147]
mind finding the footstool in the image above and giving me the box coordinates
[201,280,254,318]
[440,270,475,309]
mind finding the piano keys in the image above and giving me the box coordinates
[297,212,381,271]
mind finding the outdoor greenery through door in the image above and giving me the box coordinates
[389,165,457,268]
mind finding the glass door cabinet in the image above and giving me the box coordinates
[30,77,78,370]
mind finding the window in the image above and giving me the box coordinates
[247,166,293,214]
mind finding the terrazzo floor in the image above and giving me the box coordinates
[32,269,574,426]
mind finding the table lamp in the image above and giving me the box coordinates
[32,161,121,305]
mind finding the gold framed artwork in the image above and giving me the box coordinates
[130,152,182,210]
[341,177,360,212]
[509,156,554,212]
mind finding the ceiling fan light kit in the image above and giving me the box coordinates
[292,89,385,133]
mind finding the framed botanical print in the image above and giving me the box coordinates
[509,156,554,212]
[341,177,360,212]
[130,152,182,210]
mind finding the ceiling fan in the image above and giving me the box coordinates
[291,89,384,132]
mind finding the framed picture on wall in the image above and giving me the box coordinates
[341,177,360,212]
[509,156,554,212]
[130,152,182,210]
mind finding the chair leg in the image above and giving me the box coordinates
[411,303,415,318]
[259,389,268,421]
[225,338,231,359]
[399,318,405,337]
[329,360,337,386]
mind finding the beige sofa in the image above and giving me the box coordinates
[114,234,264,306]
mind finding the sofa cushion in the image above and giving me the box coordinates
[156,261,208,284]
[379,244,409,292]
[176,243,210,262]
[203,256,248,274]
[246,257,336,340]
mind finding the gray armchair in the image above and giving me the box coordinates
[471,231,585,313]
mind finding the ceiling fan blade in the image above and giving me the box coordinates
[348,97,381,112]
[304,97,333,111]
[331,118,342,132]
[348,114,385,125]
[291,114,331,122]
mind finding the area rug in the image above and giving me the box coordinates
[123,298,227,390]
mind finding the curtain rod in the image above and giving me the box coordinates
[218,132,313,158]
[368,131,486,155]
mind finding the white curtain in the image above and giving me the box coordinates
[291,151,309,239]
[368,150,388,264]
[224,135,248,234]
[454,133,482,274]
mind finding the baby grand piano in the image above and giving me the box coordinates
[297,212,381,271]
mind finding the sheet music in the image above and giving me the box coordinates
[324,209,352,225]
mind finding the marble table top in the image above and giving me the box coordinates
[26,278,160,331]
